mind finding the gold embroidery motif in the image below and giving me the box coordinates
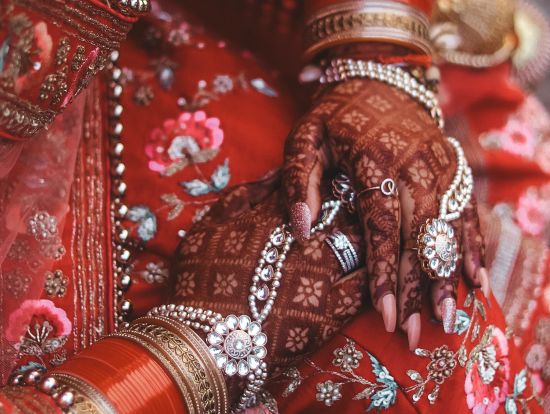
[38,67,68,105]
[0,13,36,91]
[71,45,86,71]
[55,37,71,66]
[44,269,68,297]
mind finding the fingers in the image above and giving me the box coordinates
[462,198,490,297]
[398,251,423,350]
[354,156,400,333]
[283,114,326,243]
[397,165,440,350]
[431,278,458,334]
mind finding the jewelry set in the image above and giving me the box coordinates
[322,58,473,281]
[7,1,476,413]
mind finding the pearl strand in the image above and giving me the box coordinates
[321,59,444,129]
[439,137,473,221]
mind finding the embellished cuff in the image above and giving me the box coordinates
[8,316,228,414]
[0,0,147,141]
[110,316,230,414]
[303,0,433,62]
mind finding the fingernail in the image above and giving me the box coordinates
[441,298,456,334]
[382,294,396,333]
[407,313,421,352]
[290,202,311,243]
[478,268,490,298]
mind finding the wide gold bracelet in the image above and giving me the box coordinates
[49,373,118,414]
[111,316,229,414]
[304,0,433,61]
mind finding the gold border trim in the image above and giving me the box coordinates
[49,372,118,414]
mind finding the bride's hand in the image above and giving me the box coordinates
[283,78,489,350]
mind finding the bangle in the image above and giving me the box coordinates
[49,373,117,414]
[8,368,115,413]
[111,316,229,414]
[304,1,433,61]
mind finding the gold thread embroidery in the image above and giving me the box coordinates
[55,37,71,66]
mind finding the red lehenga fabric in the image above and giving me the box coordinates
[0,0,548,413]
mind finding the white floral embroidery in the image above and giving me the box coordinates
[316,380,342,406]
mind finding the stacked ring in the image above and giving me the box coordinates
[326,231,360,274]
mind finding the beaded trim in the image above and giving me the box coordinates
[0,92,56,140]
[107,51,132,329]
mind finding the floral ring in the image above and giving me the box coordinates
[417,218,458,280]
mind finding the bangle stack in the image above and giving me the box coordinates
[8,369,115,413]
[304,1,433,61]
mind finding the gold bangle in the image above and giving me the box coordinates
[110,316,229,414]
[436,33,516,68]
[48,373,118,414]
[304,1,433,60]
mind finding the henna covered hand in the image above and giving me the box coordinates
[283,79,488,349]
[170,174,367,390]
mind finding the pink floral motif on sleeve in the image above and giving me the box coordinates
[6,299,71,342]
[145,110,224,174]
[464,327,510,414]
[6,299,71,367]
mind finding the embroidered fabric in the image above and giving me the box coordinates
[0,93,85,383]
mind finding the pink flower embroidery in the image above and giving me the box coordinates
[516,189,550,236]
[145,111,223,173]
[464,327,510,414]
[6,299,71,342]
[499,119,537,158]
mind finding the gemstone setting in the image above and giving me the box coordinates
[417,218,458,280]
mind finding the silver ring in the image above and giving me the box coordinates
[326,231,359,275]
[332,173,356,212]
[358,178,398,197]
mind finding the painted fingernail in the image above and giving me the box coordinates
[441,298,456,334]
[381,294,396,333]
[407,313,421,352]
[478,268,490,298]
[290,202,311,243]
